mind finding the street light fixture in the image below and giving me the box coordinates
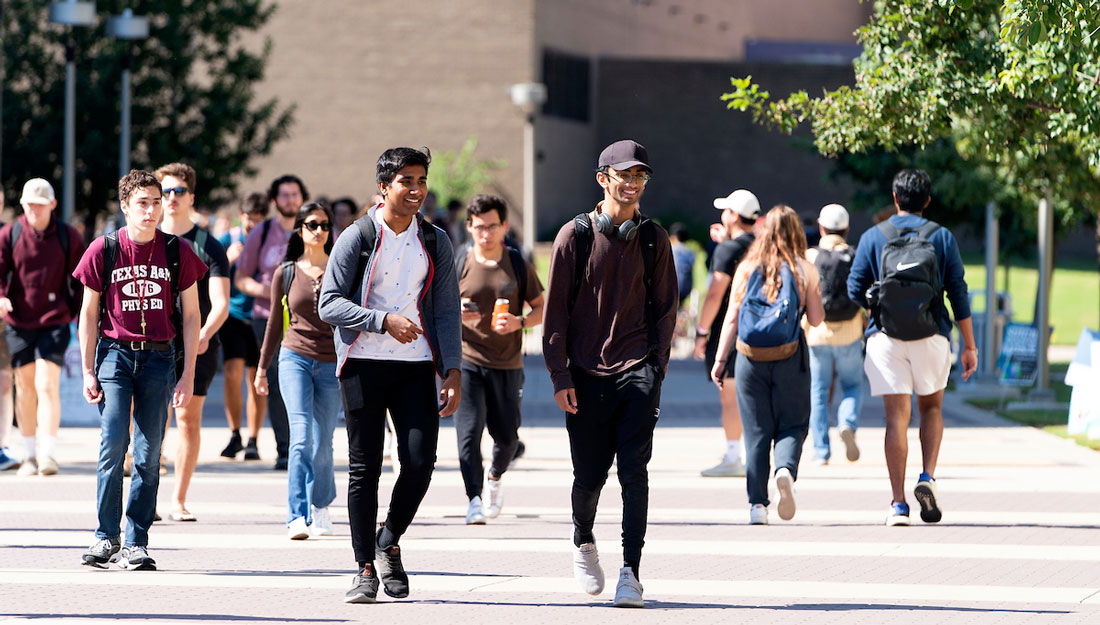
[510,82,547,249]
[107,9,149,178]
[49,0,96,224]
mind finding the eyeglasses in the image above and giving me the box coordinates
[471,223,502,235]
[162,186,189,196]
[607,172,652,185]
[302,221,331,233]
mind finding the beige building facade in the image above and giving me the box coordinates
[246,0,870,241]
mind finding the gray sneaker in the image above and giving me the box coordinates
[700,457,746,477]
[118,545,156,570]
[613,567,644,608]
[81,538,121,568]
[344,573,380,603]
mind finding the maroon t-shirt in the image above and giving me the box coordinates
[72,228,207,341]
[0,214,85,329]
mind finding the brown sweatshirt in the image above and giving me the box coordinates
[542,215,678,394]
[260,262,337,368]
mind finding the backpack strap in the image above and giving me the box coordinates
[876,220,900,239]
[279,260,296,331]
[506,245,528,306]
[422,218,438,262]
[570,213,593,312]
[455,243,470,281]
[916,220,941,239]
[639,219,658,354]
[353,215,378,294]
[4,219,22,285]
[99,232,121,333]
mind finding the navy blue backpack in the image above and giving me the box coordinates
[736,263,802,360]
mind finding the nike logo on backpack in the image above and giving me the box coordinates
[896,261,920,271]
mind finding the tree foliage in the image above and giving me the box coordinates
[2,0,293,229]
[428,136,506,210]
[721,0,1100,238]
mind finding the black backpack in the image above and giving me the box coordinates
[873,220,942,341]
[352,214,439,293]
[454,243,528,308]
[100,232,182,357]
[7,218,82,318]
[813,245,861,322]
[571,212,659,355]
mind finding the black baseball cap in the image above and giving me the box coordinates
[597,140,652,173]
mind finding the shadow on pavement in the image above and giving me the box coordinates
[5,615,346,622]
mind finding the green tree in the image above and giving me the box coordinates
[2,0,293,233]
[428,136,506,210]
[721,0,1100,242]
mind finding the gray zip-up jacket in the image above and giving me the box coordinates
[319,206,461,378]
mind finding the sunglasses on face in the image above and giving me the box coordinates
[302,221,331,233]
[162,186,189,196]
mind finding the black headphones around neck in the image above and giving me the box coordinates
[593,208,641,241]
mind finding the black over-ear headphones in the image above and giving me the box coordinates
[593,208,640,241]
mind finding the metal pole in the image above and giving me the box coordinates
[119,45,131,178]
[62,35,76,224]
[1035,191,1054,395]
[522,113,536,248]
[984,200,999,377]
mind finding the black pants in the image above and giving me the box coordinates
[251,318,289,459]
[341,359,439,564]
[455,364,523,500]
[567,361,661,568]
[734,340,810,506]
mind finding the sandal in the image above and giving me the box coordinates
[169,509,197,522]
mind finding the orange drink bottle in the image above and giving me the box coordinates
[493,298,510,326]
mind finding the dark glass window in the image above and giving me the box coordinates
[541,49,590,122]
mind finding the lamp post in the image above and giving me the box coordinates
[49,0,96,224]
[107,9,148,178]
[510,82,547,248]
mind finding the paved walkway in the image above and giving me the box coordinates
[3,357,1100,624]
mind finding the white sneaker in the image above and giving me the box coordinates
[839,428,860,462]
[775,467,796,521]
[287,516,309,540]
[466,496,487,525]
[484,478,503,519]
[613,567,644,608]
[700,457,746,477]
[38,456,59,476]
[572,540,605,595]
[311,506,333,536]
[749,504,768,525]
[17,458,37,477]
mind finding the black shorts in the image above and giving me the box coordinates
[176,339,221,397]
[218,315,259,367]
[7,323,70,369]
[704,331,735,381]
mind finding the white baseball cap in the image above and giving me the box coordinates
[818,203,849,230]
[20,178,56,205]
[713,189,760,219]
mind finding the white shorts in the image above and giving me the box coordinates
[864,332,951,397]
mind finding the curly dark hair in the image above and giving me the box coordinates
[118,169,161,205]
[465,194,507,224]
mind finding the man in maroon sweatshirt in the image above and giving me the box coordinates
[0,178,85,476]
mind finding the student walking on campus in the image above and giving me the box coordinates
[236,175,310,470]
[0,178,84,476]
[710,205,824,526]
[455,194,543,525]
[543,140,678,608]
[805,203,865,465]
[847,169,977,526]
[255,201,339,540]
[156,163,230,522]
[74,170,206,570]
[694,189,759,477]
[319,147,461,604]
[218,193,269,461]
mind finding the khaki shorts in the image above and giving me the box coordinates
[864,331,950,396]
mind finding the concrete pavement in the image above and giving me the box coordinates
[3,356,1100,624]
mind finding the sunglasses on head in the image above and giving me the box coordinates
[302,221,331,232]
[162,186,188,196]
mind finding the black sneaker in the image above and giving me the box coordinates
[344,571,380,604]
[243,438,261,461]
[374,528,409,598]
[118,545,156,570]
[273,456,288,471]
[220,433,243,459]
[81,538,121,568]
[914,474,942,523]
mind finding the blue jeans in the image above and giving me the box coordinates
[808,340,864,460]
[278,347,339,526]
[94,341,176,547]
